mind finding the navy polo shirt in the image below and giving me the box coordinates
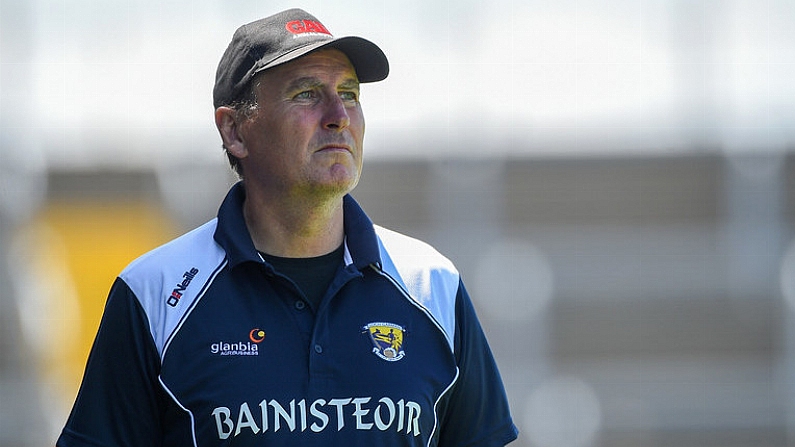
[57,182,518,447]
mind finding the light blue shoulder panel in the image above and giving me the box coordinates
[119,218,227,358]
[374,225,460,351]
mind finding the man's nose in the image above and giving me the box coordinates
[323,95,350,131]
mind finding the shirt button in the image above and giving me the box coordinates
[314,344,323,354]
[294,300,306,310]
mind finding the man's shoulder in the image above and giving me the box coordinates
[373,225,461,351]
[373,225,458,275]
[118,218,227,314]
[121,218,222,279]
[115,218,227,356]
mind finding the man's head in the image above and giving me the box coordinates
[213,9,389,177]
[216,48,366,201]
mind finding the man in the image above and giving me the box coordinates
[57,8,518,447]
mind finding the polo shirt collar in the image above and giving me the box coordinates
[213,182,381,270]
[342,193,381,270]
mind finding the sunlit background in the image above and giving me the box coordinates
[1,0,794,446]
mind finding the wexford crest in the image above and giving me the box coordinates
[363,322,406,362]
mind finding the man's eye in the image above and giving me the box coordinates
[294,91,316,100]
[340,91,358,102]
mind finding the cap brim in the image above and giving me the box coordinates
[254,36,389,83]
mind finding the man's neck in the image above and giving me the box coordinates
[242,186,346,258]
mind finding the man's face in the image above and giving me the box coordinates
[236,48,364,201]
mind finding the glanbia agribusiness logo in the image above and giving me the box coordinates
[211,328,265,356]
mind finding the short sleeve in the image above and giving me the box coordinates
[438,281,519,447]
[56,278,165,447]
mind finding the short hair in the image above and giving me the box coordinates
[220,76,260,178]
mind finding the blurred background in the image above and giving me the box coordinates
[1,0,794,445]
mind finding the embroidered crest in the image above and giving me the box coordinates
[363,322,406,362]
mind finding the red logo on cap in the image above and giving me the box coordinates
[285,19,332,36]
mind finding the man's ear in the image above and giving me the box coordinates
[215,106,248,159]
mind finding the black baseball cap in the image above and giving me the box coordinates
[213,8,389,108]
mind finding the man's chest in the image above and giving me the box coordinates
[158,272,457,445]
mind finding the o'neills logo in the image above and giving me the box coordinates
[167,267,199,307]
[285,19,332,37]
